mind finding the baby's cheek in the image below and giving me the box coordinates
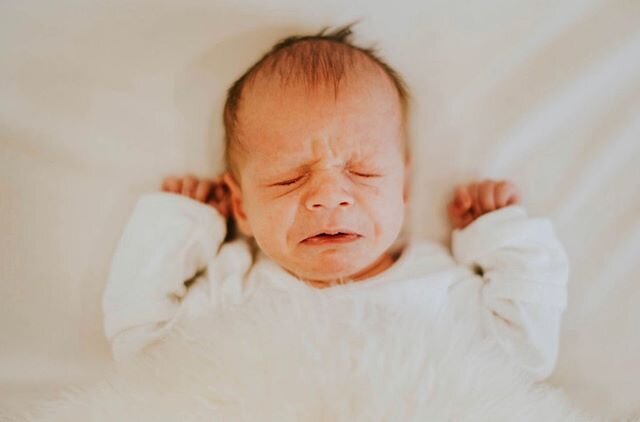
[363,190,404,240]
[252,200,296,243]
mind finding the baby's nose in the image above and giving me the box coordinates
[304,178,354,211]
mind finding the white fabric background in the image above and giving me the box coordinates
[1,0,638,419]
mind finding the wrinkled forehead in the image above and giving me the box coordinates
[245,78,402,153]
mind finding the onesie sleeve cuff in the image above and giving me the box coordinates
[451,205,569,308]
[134,192,227,236]
[452,205,531,265]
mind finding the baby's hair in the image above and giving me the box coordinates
[223,23,411,182]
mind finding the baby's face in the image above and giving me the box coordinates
[226,72,408,283]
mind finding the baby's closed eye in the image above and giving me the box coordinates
[347,169,382,178]
[269,170,382,186]
[272,175,305,186]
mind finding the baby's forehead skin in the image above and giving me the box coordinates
[235,67,404,161]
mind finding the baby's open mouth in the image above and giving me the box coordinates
[302,231,362,245]
[313,233,353,238]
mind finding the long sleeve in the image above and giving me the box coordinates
[101,192,227,361]
[451,205,569,381]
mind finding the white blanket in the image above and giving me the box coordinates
[23,291,591,421]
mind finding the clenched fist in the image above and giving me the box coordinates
[161,174,232,219]
[447,180,520,230]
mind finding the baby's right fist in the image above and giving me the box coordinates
[161,174,231,219]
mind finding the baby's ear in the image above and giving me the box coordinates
[222,172,253,237]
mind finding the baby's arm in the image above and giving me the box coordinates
[448,180,569,381]
[102,178,230,361]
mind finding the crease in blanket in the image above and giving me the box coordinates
[21,286,595,422]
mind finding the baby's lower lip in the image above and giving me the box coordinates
[301,233,362,245]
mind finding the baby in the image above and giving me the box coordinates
[103,26,568,381]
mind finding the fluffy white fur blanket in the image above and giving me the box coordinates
[24,289,592,421]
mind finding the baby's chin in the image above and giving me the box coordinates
[284,250,388,284]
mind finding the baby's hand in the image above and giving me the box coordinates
[447,180,520,230]
[161,174,232,219]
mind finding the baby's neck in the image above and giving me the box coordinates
[303,252,396,289]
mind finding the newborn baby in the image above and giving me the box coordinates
[103,26,568,381]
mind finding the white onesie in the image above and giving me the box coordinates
[102,192,569,381]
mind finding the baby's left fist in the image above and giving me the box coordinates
[447,180,520,230]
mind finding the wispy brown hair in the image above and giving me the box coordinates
[223,24,411,182]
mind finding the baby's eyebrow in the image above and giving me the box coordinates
[264,155,325,174]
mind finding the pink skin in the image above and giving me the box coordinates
[219,68,410,286]
[447,180,520,230]
[161,175,232,219]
